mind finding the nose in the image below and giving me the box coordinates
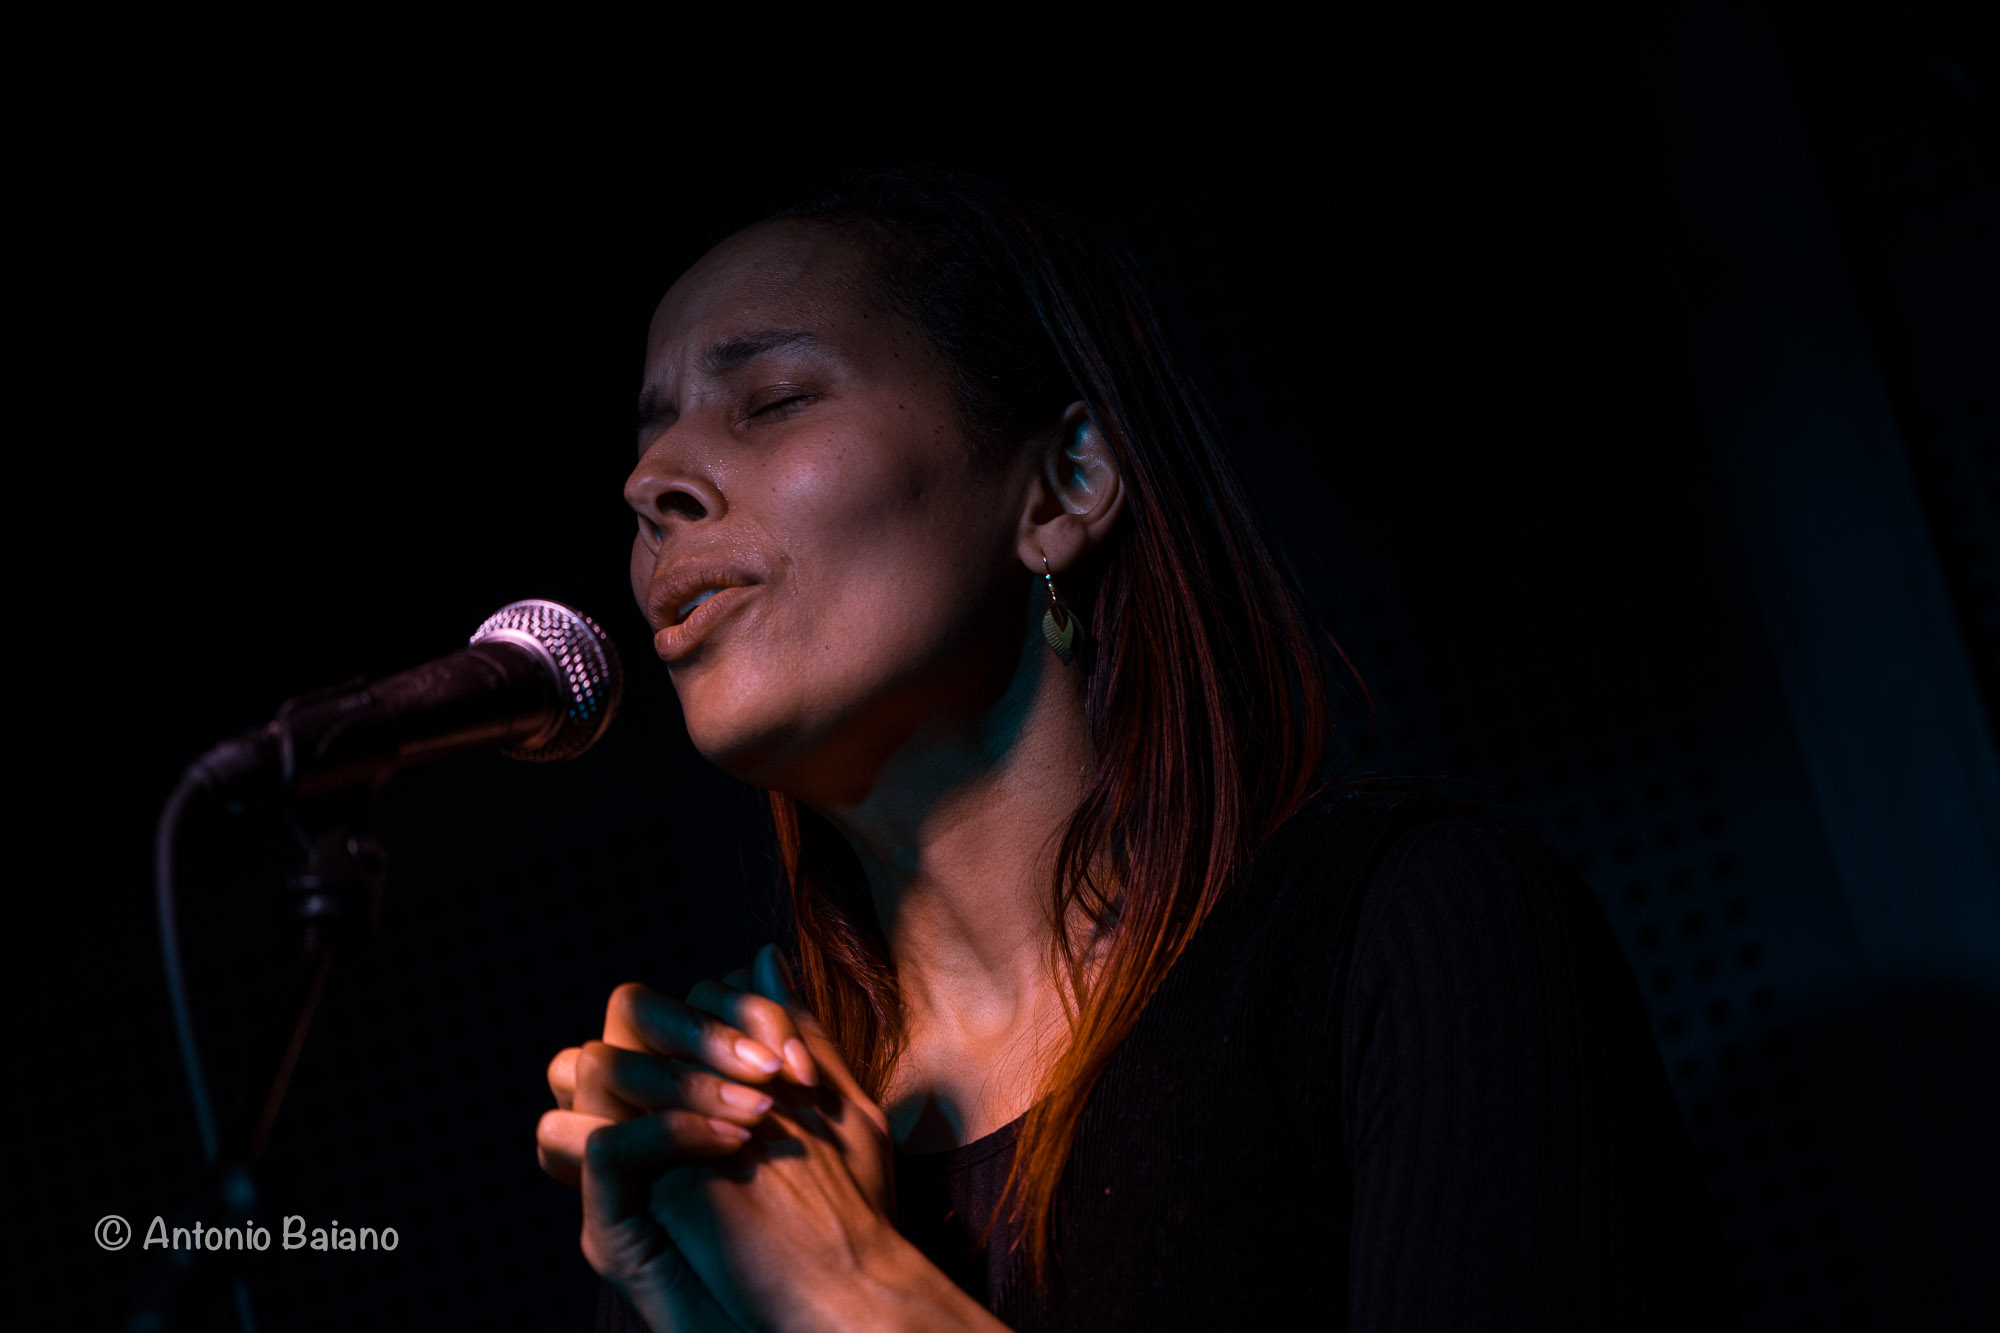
[624,443,718,550]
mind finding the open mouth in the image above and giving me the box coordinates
[652,580,761,663]
[653,576,757,630]
[674,588,726,624]
[650,566,763,656]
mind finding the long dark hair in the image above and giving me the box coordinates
[759,168,1360,1277]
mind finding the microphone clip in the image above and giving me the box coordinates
[284,789,388,961]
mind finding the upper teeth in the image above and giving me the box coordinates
[677,588,721,620]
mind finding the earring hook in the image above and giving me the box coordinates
[1039,556,1079,666]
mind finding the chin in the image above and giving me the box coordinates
[678,684,798,788]
[673,653,921,804]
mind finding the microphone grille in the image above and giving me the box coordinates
[469,599,624,762]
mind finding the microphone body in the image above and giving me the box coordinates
[190,599,623,804]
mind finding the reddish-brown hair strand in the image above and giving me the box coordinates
[758,168,1352,1280]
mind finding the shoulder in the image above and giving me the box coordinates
[1191,781,1588,1058]
[1137,783,1486,1024]
[1228,783,1642,1098]
[1358,801,1596,946]
[1155,780,1623,1054]
[1243,781,1483,881]
[1239,781,1598,945]
[1347,800,1615,996]
[1256,785,1629,1030]
[1232,781,1567,943]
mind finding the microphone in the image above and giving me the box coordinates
[188,599,624,804]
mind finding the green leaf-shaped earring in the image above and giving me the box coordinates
[1041,556,1081,666]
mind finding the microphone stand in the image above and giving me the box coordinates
[126,784,387,1333]
[127,599,621,1330]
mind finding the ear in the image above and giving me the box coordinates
[1018,400,1126,574]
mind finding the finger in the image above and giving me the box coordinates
[688,975,815,1087]
[537,1108,614,1186]
[573,1041,645,1121]
[576,1041,775,1124]
[690,965,818,1089]
[759,984,881,1124]
[547,1047,580,1111]
[602,981,786,1084]
[753,944,826,1089]
[542,1105,752,1199]
[537,1143,581,1189]
[790,1022,880,1129]
[753,942,801,1007]
[582,1111,753,1226]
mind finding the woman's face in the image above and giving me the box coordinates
[625,220,1037,800]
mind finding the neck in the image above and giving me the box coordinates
[801,615,1100,1132]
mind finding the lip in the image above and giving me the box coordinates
[653,584,759,662]
[648,559,763,628]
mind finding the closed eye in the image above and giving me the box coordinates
[749,392,821,420]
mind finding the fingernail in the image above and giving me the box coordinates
[783,1038,819,1086]
[707,1117,752,1143]
[718,1083,773,1114]
[734,1038,782,1073]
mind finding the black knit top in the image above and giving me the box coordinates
[599,787,1737,1330]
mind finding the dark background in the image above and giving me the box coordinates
[10,3,1997,1330]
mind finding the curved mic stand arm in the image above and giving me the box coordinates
[128,777,388,1333]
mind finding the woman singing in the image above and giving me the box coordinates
[534,169,1735,1331]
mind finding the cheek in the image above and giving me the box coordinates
[767,434,935,590]
[780,463,1008,680]
[770,425,917,516]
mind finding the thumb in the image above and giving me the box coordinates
[751,942,799,1009]
[584,1165,740,1333]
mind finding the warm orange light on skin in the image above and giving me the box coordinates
[625,220,1041,808]
[621,217,1131,1162]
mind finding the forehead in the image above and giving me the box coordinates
[646,220,878,365]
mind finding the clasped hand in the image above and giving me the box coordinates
[537,945,899,1333]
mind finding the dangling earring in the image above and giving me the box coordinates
[1041,556,1081,666]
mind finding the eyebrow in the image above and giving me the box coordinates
[637,328,834,432]
[701,328,831,374]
